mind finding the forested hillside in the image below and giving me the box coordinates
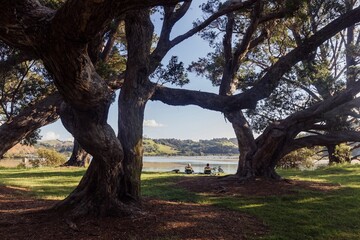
[6,138,239,157]
[144,138,239,156]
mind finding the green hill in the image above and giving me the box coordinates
[143,139,179,156]
[147,138,238,156]
[7,138,239,158]
[36,140,73,155]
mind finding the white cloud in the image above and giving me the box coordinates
[143,120,164,128]
[42,131,60,141]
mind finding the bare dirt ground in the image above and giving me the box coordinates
[0,176,339,240]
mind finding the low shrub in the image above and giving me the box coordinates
[277,147,316,169]
[36,148,67,166]
[334,143,351,163]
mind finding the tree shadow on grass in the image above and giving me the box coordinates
[174,172,360,240]
[0,185,268,240]
[0,169,86,179]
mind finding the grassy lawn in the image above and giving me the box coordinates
[0,167,86,199]
[1,164,360,239]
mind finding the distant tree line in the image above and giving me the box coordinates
[151,138,239,155]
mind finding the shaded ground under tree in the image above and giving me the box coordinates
[0,185,266,240]
[0,176,343,239]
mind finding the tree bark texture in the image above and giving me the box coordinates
[54,101,129,217]
[63,140,91,167]
[238,89,360,180]
[1,0,360,214]
[0,93,61,158]
[117,9,154,202]
[152,5,360,112]
[0,1,188,216]
[0,0,149,216]
[327,144,341,164]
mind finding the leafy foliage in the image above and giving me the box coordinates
[21,129,41,146]
[96,46,127,79]
[0,41,55,148]
[152,56,189,87]
[36,148,67,167]
[277,147,317,169]
[334,143,352,163]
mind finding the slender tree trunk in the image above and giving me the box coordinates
[117,9,154,202]
[327,144,341,164]
[118,93,147,202]
[226,111,257,178]
[0,93,61,158]
[63,140,91,167]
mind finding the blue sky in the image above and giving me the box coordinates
[40,1,236,141]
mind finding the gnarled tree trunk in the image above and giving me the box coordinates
[63,139,91,167]
[54,101,130,217]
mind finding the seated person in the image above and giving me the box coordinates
[204,163,212,174]
[185,163,194,174]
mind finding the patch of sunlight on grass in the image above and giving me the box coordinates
[295,197,323,204]
[0,167,84,199]
[2,164,360,239]
[238,203,266,209]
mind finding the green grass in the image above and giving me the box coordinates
[0,167,86,199]
[1,164,360,239]
[142,165,360,240]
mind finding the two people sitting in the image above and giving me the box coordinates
[185,163,223,174]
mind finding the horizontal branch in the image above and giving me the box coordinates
[231,5,360,108]
[0,92,62,157]
[150,0,257,69]
[289,131,360,152]
[53,0,187,42]
[150,83,231,111]
[153,6,360,113]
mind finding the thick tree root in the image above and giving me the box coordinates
[53,192,142,219]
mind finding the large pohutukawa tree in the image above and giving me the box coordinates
[0,0,258,216]
[1,0,360,217]
[112,0,360,184]
[0,0,187,217]
[187,0,360,179]
[246,0,360,165]
[152,1,360,179]
[244,0,360,166]
[287,0,360,164]
[0,0,126,164]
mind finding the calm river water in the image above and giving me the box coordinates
[0,156,239,174]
